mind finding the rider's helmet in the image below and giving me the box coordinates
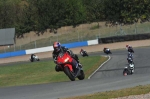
[104,47,107,50]
[128,46,132,49]
[53,42,61,52]
[126,45,129,47]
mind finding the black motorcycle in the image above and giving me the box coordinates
[127,57,134,64]
[80,50,88,57]
[128,48,134,53]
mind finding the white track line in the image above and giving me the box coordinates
[88,55,111,79]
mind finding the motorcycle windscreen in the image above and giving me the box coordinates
[57,52,72,64]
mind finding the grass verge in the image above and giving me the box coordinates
[63,84,150,99]
[0,56,108,87]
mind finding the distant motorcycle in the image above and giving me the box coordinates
[30,54,40,62]
[127,57,134,64]
[103,48,112,54]
[126,45,134,53]
[128,48,134,53]
[123,63,135,76]
[80,50,88,57]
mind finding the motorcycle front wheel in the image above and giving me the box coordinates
[64,67,75,81]
[85,52,88,56]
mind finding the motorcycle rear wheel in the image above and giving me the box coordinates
[30,59,34,62]
[85,53,88,57]
[77,70,85,80]
[64,67,75,81]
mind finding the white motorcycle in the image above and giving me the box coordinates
[30,54,40,62]
[123,63,135,76]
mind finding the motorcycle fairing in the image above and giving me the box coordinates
[57,52,74,72]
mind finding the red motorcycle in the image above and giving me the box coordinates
[56,51,85,81]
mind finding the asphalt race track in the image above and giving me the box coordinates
[0,47,150,99]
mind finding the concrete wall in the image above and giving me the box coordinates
[0,39,98,58]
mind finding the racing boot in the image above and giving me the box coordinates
[76,59,83,68]
[55,65,62,72]
[73,57,82,68]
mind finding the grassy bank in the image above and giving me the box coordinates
[63,84,150,99]
[0,56,108,87]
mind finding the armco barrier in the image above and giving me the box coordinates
[26,46,53,55]
[87,39,98,45]
[98,33,150,44]
[0,50,26,58]
[0,39,98,58]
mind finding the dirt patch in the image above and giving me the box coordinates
[111,92,150,99]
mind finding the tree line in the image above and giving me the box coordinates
[0,0,150,38]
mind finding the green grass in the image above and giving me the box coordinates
[0,56,108,87]
[63,84,150,99]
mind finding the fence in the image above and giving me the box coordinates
[0,22,150,53]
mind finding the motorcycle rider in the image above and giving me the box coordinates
[126,45,134,53]
[52,42,82,72]
[80,48,85,55]
[80,48,84,52]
